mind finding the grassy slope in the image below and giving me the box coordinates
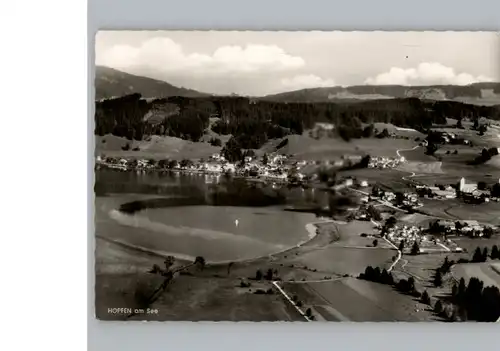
[95,134,222,160]
[266,133,417,160]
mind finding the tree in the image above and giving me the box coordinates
[477,181,487,190]
[386,216,397,228]
[164,256,175,271]
[433,270,443,287]
[194,256,206,271]
[483,227,494,239]
[492,183,500,198]
[491,245,499,260]
[399,240,405,252]
[366,205,382,221]
[209,137,222,147]
[221,137,243,163]
[167,160,178,169]
[411,241,420,255]
[395,192,405,206]
[362,124,375,138]
[227,262,234,276]
[265,268,273,280]
[425,142,438,156]
[434,300,443,314]
[262,153,268,165]
[457,278,466,301]
[452,284,458,297]
[472,247,483,263]
[255,269,263,280]
[421,290,431,305]
[473,117,479,130]
[180,159,193,168]
[306,308,313,318]
[482,247,489,262]
[408,276,415,292]
[373,239,378,247]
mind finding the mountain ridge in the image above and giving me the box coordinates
[95,66,208,100]
[95,66,500,106]
[260,83,500,106]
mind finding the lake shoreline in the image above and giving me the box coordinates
[95,217,333,270]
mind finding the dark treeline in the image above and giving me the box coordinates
[95,94,500,149]
[449,277,500,322]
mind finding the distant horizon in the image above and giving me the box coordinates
[96,31,500,96]
[97,64,500,99]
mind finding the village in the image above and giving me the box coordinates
[95,149,499,257]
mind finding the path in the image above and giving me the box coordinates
[272,281,311,321]
[285,277,346,284]
[396,145,419,158]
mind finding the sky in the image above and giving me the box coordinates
[95,31,500,96]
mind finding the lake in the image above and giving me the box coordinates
[94,169,321,262]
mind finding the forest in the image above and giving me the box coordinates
[94,93,500,150]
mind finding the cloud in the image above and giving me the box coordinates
[364,62,494,86]
[280,74,335,91]
[97,37,305,75]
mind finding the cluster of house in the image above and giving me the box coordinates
[413,177,500,203]
[96,153,310,183]
[333,177,369,193]
[368,156,405,169]
[371,187,422,209]
[457,177,500,203]
[415,184,457,199]
[430,131,472,146]
[385,224,424,250]
[208,153,307,182]
[432,219,496,238]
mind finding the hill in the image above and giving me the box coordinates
[95,66,207,100]
[96,134,221,160]
[262,83,500,106]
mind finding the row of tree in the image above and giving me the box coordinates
[358,265,421,297]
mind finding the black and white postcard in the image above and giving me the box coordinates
[94,31,500,322]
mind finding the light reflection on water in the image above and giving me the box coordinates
[94,169,323,261]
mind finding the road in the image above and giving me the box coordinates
[396,145,420,158]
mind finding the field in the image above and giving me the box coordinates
[342,168,415,193]
[443,202,500,226]
[95,237,305,321]
[275,134,417,160]
[284,221,395,276]
[95,134,222,160]
[132,274,304,322]
[451,262,500,290]
[281,277,434,321]
[286,247,394,277]
[413,199,500,227]
[397,161,443,175]
[390,235,500,303]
